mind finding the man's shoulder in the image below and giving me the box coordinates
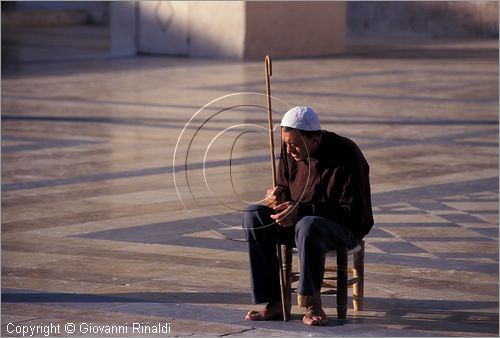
[321,130,359,150]
[321,130,368,167]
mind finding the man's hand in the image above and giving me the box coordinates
[265,187,280,208]
[270,201,298,227]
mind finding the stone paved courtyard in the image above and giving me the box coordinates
[1,39,499,336]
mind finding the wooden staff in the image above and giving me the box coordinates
[265,55,288,322]
[265,55,277,187]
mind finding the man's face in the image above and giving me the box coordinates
[281,128,317,162]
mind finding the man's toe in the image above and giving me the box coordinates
[245,310,261,321]
[303,308,328,326]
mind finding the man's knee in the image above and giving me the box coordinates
[244,204,264,213]
[243,204,278,243]
[242,204,270,229]
[295,216,324,245]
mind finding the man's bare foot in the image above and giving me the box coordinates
[245,301,283,321]
[303,306,328,326]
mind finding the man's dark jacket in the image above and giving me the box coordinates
[277,130,374,239]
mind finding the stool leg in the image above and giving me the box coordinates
[336,247,348,319]
[281,244,293,318]
[353,240,365,311]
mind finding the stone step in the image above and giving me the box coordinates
[2,26,109,49]
[1,9,90,27]
[2,25,110,63]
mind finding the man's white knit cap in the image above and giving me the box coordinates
[280,106,321,131]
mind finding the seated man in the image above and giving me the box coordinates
[243,106,373,326]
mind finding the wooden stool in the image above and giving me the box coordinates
[280,240,365,319]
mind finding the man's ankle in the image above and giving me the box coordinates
[297,292,322,308]
[268,298,291,316]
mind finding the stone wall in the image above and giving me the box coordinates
[348,1,499,38]
[4,1,498,61]
[244,1,346,58]
[136,1,346,58]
